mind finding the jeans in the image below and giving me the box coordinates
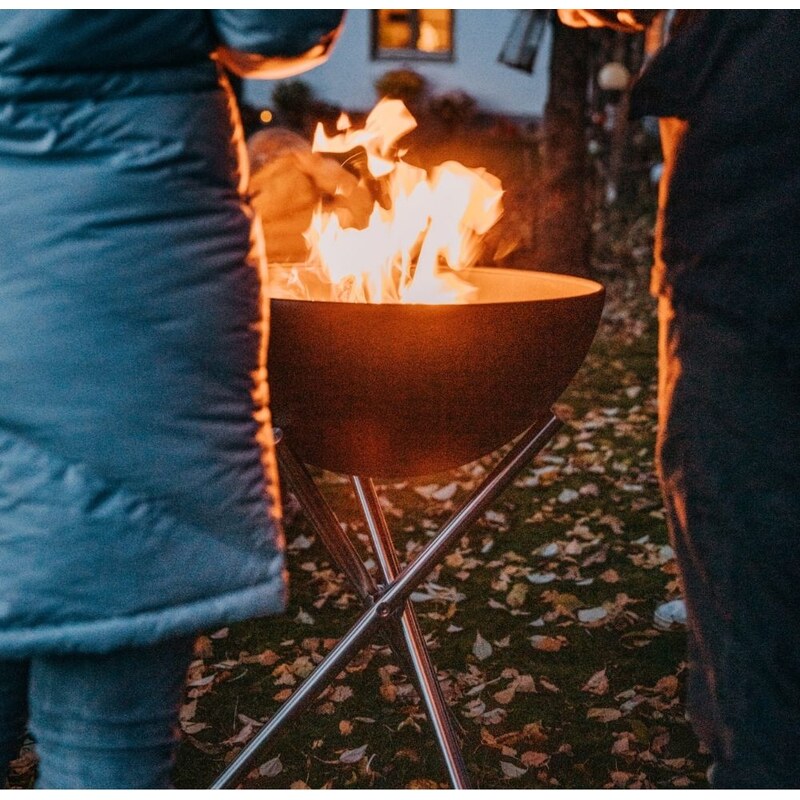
[0,636,194,789]
[657,297,800,788]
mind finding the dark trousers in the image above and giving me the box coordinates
[657,297,800,788]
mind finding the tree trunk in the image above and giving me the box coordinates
[534,21,594,276]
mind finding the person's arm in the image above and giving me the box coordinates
[248,129,373,264]
[210,9,344,79]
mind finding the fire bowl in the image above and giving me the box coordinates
[267,267,604,478]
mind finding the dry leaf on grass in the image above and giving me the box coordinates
[493,686,516,705]
[258,756,283,778]
[521,751,549,768]
[506,582,528,608]
[577,606,608,624]
[432,482,458,501]
[329,685,354,703]
[587,707,622,723]
[339,744,368,764]
[529,635,567,652]
[582,668,610,696]
[500,761,528,779]
[473,632,493,661]
[653,674,679,697]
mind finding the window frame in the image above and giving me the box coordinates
[371,9,456,63]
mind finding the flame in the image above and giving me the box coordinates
[276,98,504,304]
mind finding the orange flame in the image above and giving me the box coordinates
[274,99,503,304]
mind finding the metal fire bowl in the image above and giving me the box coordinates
[267,267,604,478]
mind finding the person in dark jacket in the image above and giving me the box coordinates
[562,9,800,788]
[0,10,342,788]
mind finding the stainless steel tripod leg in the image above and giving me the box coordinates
[276,432,376,603]
[352,476,471,789]
[210,414,561,789]
[277,434,430,682]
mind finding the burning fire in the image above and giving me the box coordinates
[270,99,504,304]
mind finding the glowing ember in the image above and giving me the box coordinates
[270,99,504,304]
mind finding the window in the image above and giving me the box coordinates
[372,10,454,61]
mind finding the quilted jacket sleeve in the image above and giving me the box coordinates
[210,9,344,79]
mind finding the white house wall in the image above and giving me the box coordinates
[243,9,551,119]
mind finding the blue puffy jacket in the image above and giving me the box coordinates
[0,10,343,656]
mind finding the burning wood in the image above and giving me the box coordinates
[269,99,504,304]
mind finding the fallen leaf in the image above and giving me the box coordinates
[462,698,486,718]
[407,779,447,789]
[500,761,528,779]
[582,668,610,696]
[609,770,633,787]
[179,700,197,722]
[587,707,622,723]
[193,636,213,658]
[521,751,549,768]
[493,686,516,705]
[288,534,313,550]
[538,677,560,693]
[379,683,397,702]
[473,632,493,661]
[186,674,215,688]
[558,489,579,503]
[482,707,508,725]
[506,582,528,608]
[530,635,566,652]
[432,482,458,501]
[329,685,354,703]
[258,756,283,777]
[541,591,582,612]
[224,723,257,745]
[181,721,209,735]
[514,674,536,693]
[527,572,557,584]
[599,569,620,583]
[599,514,625,535]
[339,744,368,764]
[611,735,633,755]
[578,606,608,624]
[242,649,280,666]
[651,731,670,754]
[653,675,679,697]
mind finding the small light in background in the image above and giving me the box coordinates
[259,109,274,124]
[597,62,631,92]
